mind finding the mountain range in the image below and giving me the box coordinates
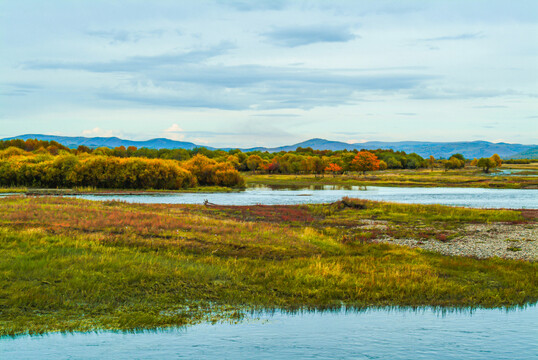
[3,134,537,160]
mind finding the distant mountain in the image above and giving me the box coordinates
[247,138,536,159]
[2,134,536,159]
[2,134,213,150]
[507,147,538,159]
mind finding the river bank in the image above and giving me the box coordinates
[244,168,538,189]
[0,196,536,336]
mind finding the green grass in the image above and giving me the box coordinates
[310,197,525,224]
[0,196,536,336]
[0,187,27,194]
[245,169,538,189]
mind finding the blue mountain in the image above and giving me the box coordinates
[2,134,536,159]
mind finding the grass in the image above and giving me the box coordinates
[0,196,536,336]
[0,185,241,196]
[245,168,538,189]
[0,187,27,194]
[502,163,538,170]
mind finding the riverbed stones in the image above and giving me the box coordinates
[380,223,537,261]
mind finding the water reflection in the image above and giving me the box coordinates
[488,168,538,177]
[72,186,538,209]
[250,184,368,191]
[2,306,537,360]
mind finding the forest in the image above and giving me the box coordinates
[0,138,504,189]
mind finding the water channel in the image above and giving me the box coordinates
[2,307,536,359]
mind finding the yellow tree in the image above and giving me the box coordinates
[490,154,502,167]
[428,155,435,171]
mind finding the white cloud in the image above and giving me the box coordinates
[82,127,116,137]
[164,123,185,140]
[192,137,210,144]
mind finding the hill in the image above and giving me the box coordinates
[248,138,536,159]
[2,134,212,151]
[507,147,538,159]
[2,134,536,159]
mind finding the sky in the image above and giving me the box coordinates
[1,0,537,147]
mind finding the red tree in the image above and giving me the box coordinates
[351,151,380,174]
[324,163,343,176]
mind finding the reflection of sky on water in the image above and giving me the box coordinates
[73,186,538,209]
[2,306,537,360]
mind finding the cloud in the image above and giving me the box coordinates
[410,87,524,100]
[422,32,484,42]
[23,42,235,72]
[96,66,432,110]
[82,127,116,137]
[473,105,508,109]
[192,138,210,144]
[262,25,358,47]
[163,123,185,140]
[159,64,431,90]
[0,83,42,97]
[251,113,300,117]
[86,29,166,44]
[218,0,286,12]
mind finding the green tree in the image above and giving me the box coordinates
[477,157,497,173]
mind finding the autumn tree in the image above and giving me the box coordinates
[444,156,465,170]
[311,156,325,176]
[262,158,280,173]
[246,155,264,173]
[428,156,435,171]
[490,154,502,167]
[378,160,387,170]
[325,163,343,176]
[351,151,380,174]
[477,157,497,173]
[183,154,217,185]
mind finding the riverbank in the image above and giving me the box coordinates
[0,186,242,196]
[245,169,538,189]
[0,196,536,336]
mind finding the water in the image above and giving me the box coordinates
[2,307,536,360]
[73,186,538,209]
[488,169,538,177]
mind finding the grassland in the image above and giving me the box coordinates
[0,196,536,337]
[245,168,538,189]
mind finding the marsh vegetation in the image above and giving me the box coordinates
[0,196,536,336]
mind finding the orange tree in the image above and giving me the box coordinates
[351,151,380,174]
[325,163,343,176]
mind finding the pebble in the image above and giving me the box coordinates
[377,222,537,261]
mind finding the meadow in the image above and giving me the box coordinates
[0,196,536,336]
[245,167,538,190]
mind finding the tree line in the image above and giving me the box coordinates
[0,139,510,190]
[0,146,244,189]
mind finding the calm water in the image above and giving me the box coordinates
[2,307,536,360]
[73,186,538,209]
[489,169,538,177]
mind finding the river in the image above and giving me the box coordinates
[72,185,538,209]
[2,307,536,360]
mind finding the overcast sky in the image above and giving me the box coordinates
[1,0,537,147]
